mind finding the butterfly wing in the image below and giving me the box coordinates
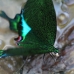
[24,0,57,45]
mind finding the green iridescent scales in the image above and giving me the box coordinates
[24,0,56,44]
[0,0,58,57]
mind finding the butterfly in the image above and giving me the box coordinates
[0,0,59,58]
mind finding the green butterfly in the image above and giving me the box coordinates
[0,0,59,57]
